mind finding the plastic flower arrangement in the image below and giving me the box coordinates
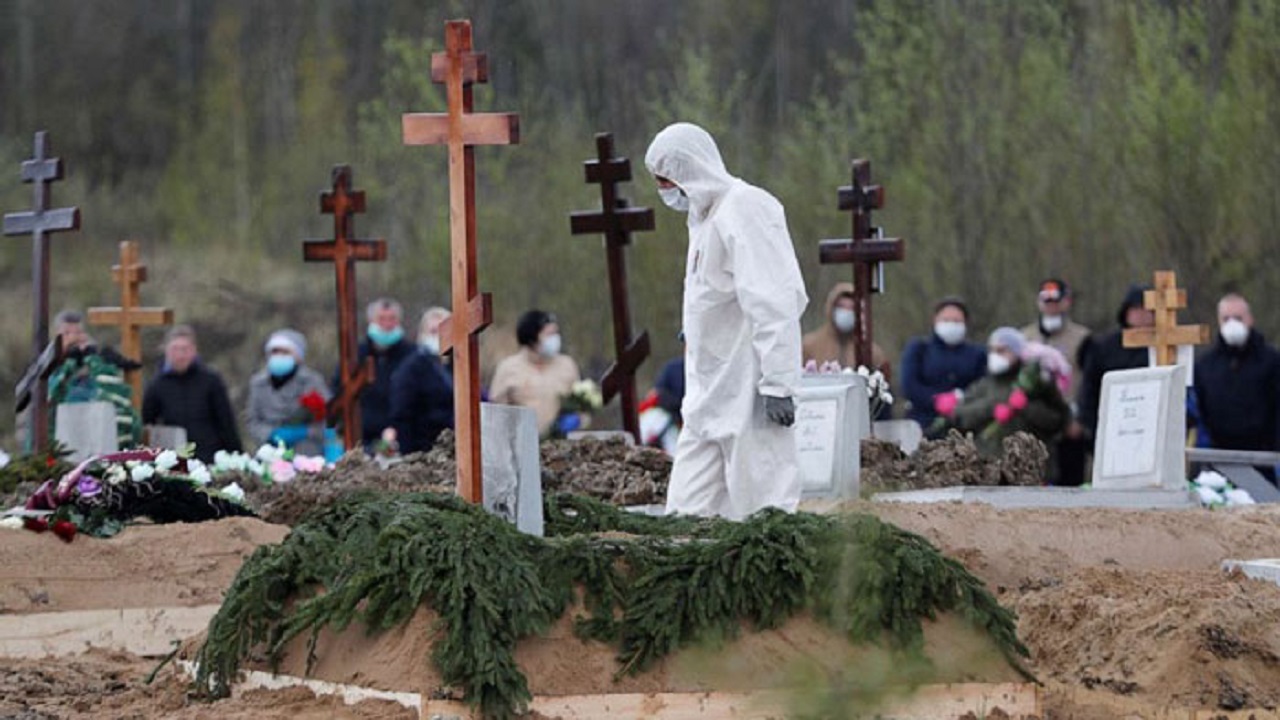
[553,380,605,437]
[1190,469,1256,508]
[801,360,895,418]
[19,448,248,540]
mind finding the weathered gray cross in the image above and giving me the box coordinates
[3,131,81,449]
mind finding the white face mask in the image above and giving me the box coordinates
[1220,319,1250,348]
[988,352,1013,375]
[420,334,441,355]
[832,308,856,334]
[1040,313,1064,333]
[934,321,967,346]
[538,333,562,358]
[659,186,690,213]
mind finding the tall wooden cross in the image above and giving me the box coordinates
[3,131,81,450]
[303,165,386,450]
[569,133,654,442]
[87,241,174,409]
[402,19,519,503]
[1122,270,1210,366]
[818,159,905,369]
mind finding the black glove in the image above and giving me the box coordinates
[764,395,796,427]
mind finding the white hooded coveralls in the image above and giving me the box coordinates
[645,123,809,520]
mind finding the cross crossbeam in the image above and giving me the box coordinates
[87,241,174,409]
[303,165,387,451]
[402,19,519,503]
[1123,270,1210,366]
[3,131,81,449]
[817,159,904,369]
[568,133,654,442]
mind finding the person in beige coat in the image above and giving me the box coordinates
[802,282,892,381]
[489,309,580,436]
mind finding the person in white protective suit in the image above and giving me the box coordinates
[645,122,809,520]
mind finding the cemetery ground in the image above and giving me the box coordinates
[4,440,1280,719]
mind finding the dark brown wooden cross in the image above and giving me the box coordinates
[1123,270,1210,366]
[87,241,174,409]
[3,131,81,450]
[818,159,905,369]
[303,165,386,450]
[569,133,654,443]
[402,20,519,504]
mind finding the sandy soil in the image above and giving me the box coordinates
[3,499,1280,717]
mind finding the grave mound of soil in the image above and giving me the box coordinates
[239,432,671,525]
[860,430,1048,493]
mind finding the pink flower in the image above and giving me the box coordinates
[993,403,1014,424]
[292,455,325,473]
[933,391,959,418]
[1007,387,1029,410]
[269,459,297,483]
[803,359,819,374]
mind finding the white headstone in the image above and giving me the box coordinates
[53,401,118,463]
[1092,365,1187,491]
[794,374,868,499]
[481,402,543,536]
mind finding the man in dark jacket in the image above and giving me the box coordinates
[1194,293,1280,456]
[1076,285,1153,442]
[900,297,986,430]
[388,308,455,454]
[142,325,241,462]
[335,298,416,448]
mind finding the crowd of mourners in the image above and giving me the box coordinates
[43,276,1279,486]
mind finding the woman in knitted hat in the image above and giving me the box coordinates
[246,328,332,447]
[934,327,1071,461]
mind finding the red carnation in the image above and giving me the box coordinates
[24,517,48,533]
[300,391,327,423]
[51,520,77,543]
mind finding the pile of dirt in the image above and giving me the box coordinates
[540,436,670,505]
[872,501,1280,715]
[239,432,671,525]
[0,516,286,614]
[860,430,1048,493]
[0,647,416,719]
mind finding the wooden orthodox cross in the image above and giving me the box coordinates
[818,159,904,369]
[87,241,174,409]
[569,133,653,442]
[1122,270,1210,366]
[303,165,386,450]
[402,19,519,503]
[3,131,81,449]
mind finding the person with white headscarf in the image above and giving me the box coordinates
[246,328,331,446]
[645,122,809,520]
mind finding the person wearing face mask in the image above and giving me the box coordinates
[489,309,581,436]
[387,307,455,454]
[938,327,1070,458]
[1076,285,1154,445]
[332,297,417,449]
[1020,279,1092,485]
[899,297,987,431]
[802,282,893,382]
[645,122,809,520]
[1192,293,1280,460]
[246,329,331,447]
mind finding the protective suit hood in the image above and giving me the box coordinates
[645,123,736,221]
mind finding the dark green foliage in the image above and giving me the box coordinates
[195,492,1029,719]
[0,444,72,497]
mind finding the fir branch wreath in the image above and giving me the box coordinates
[195,491,1030,719]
